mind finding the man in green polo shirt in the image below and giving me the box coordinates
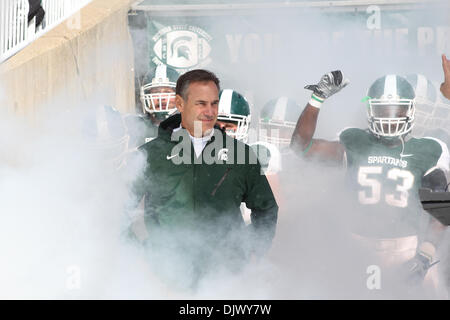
[129,69,278,291]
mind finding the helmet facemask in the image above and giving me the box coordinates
[258,96,300,151]
[140,64,179,123]
[217,89,251,143]
[140,82,177,120]
[258,118,296,148]
[367,98,415,138]
[217,114,251,143]
[366,75,416,139]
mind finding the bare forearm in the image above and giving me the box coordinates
[441,82,450,100]
[441,54,450,99]
[290,104,319,152]
[291,70,348,161]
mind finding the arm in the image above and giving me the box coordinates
[405,218,445,285]
[441,54,450,99]
[405,168,449,284]
[244,156,278,257]
[290,71,348,163]
[420,168,448,258]
[291,104,345,163]
[422,168,448,192]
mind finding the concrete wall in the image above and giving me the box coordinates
[0,0,136,120]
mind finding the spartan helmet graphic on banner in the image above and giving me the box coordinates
[365,74,416,138]
[405,74,450,137]
[217,89,251,142]
[152,25,212,70]
[140,64,178,121]
[259,97,301,149]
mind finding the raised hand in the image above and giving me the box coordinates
[441,54,450,99]
[305,70,350,101]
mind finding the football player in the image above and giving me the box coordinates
[216,90,283,222]
[254,97,302,205]
[259,97,301,155]
[291,71,449,297]
[123,65,180,244]
[124,64,179,149]
[216,89,251,143]
[216,89,254,225]
[406,74,450,147]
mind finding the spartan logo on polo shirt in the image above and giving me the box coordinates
[152,25,212,70]
[217,148,229,161]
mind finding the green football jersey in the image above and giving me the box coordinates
[339,128,449,237]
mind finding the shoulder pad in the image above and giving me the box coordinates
[421,137,450,172]
[339,127,371,149]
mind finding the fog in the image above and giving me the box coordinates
[1,0,449,299]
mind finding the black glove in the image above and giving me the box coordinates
[305,70,350,100]
[403,245,439,285]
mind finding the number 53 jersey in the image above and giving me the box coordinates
[339,128,450,238]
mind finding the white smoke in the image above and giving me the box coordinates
[1,0,449,300]
[180,1,450,299]
[0,105,119,298]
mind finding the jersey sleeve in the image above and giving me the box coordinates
[422,137,450,173]
[339,128,367,148]
[338,128,373,169]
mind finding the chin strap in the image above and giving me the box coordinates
[399,135,406,157]
[399,134,413,158]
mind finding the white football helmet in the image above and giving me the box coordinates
[217,89,251,143]
[140,64,178,120]
[406,74,450,137]
[366,75,416,138]
[258,97,300,149]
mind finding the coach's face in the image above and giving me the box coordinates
[176,81,219,137]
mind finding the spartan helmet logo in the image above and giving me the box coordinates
[152,25,212,69]
[165,31,198,67]
[171,36,192,60]
[217,148,229,161]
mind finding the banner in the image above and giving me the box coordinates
[130,2,450,116]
